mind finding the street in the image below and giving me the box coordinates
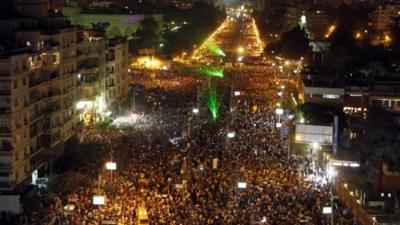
[37,12,333,225]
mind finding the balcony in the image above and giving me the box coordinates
[28,93,46,105]
[30,154,46,172]
[49,72,60,80]
[48,90,61,98]
[30,111,45,122]
[30,126,43,138]
[45,105,61,114]
[30,144,45,157]
[29,77,47,88]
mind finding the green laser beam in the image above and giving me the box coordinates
[198,67,224,77]
[206,41,226,57]
[207,85,220,121]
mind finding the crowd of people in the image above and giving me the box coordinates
[2,65,358,225]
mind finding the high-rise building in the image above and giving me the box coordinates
[76,31,129,124]
[369,3,400,31]
[0,0,130,191]
[0,0,77,191]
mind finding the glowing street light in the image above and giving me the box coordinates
[192,108,199,114]
[93,195,105,205]
[237,182,247,189]
[277,91,282,97]
[227,132,235,138]
[237,46,244,54]
[276,122,282,128]
[275,108,283,115]
[312,142,320,149]
[234,91,241,96]
[323,207,332,214]
[105,162,116,170]
[327,166,337,180]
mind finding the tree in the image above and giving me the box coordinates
[91,22,110,36]
[359,61,387,77]
[280,26,309,60]
[131,18,160,52]
[329,25,356,50]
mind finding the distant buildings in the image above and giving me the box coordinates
[299,75,345,105]
[0,0,78,191]
[299,73,400,115]
[368,3,400,31]
[0,0,130,191]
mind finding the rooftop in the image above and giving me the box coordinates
[302,78,345,89]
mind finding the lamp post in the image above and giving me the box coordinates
[105,161,116,184]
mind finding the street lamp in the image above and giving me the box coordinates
[275,108,283,115]
[234,91,241,96]
[237,182,247,189]
[237,46,244,54]
[192,108,199,114]
[93,195,105,205]
[227,132,235,138]
[312,142,320,150]
[105,162,117,170]
[277,91,282,97]
[276,122,282,128]
[105,161,116,184]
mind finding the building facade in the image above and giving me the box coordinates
[0,0,77,191]
[369,3,400,31]
[0,0,130,191]
[76,31,129,125]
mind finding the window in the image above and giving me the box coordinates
[14,99,18,107]
[13,80,18,89]
[323,94,340,99]
[23,78,26,86]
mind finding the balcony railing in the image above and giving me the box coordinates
[30,111,45,122]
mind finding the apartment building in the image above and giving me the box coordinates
[0,1,77,191]
[284,7,300,31]
[304,8,329,40]
[76,31,129,125]
[369,3,400,31]
[299,79,345,105]
[105,38,129,110]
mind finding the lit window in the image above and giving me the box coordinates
[323,94,340,99]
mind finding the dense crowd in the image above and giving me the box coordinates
[3,66,357,225]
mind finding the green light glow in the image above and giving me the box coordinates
[198,67,224,77]
[207,86,220,120]
[206,41,226,57]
